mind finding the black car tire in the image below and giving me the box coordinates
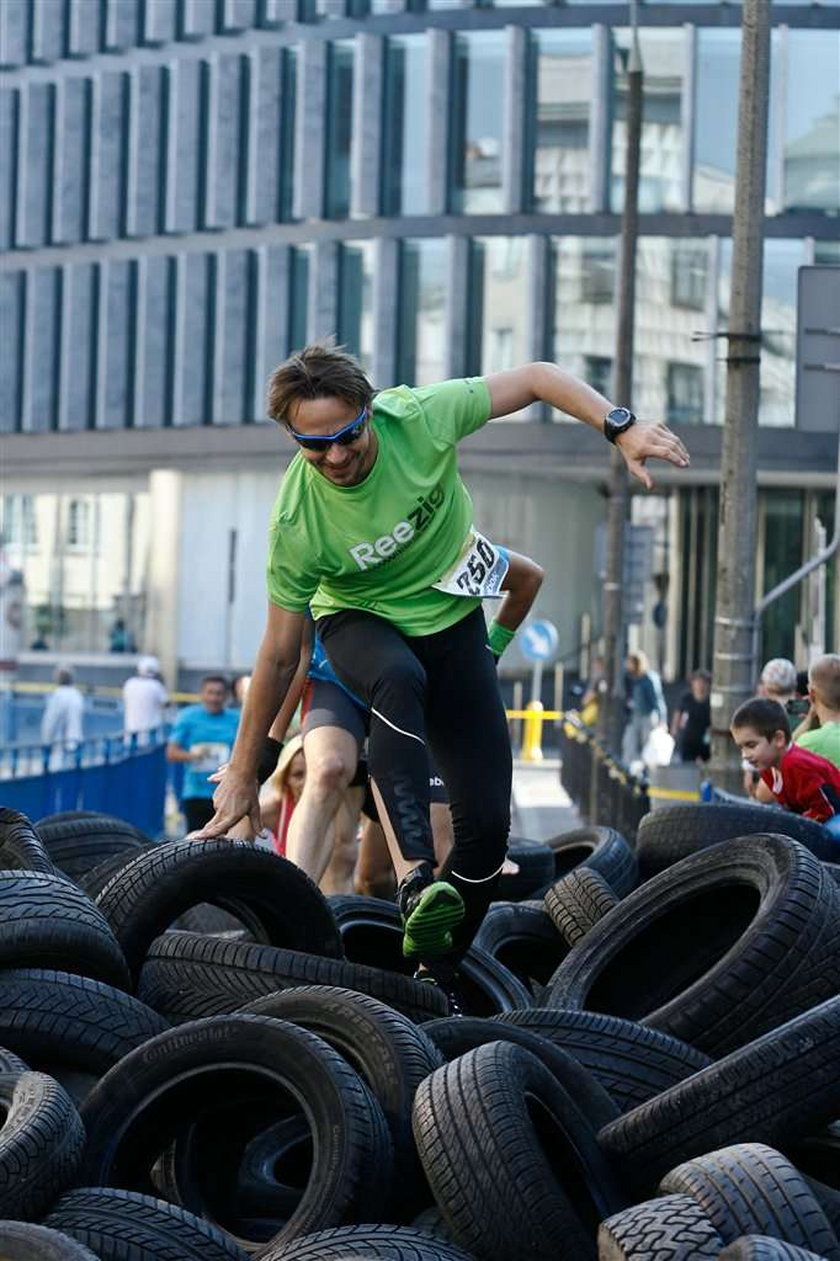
[413,1041,626,1260]
[660,1143,839,1260]
[497,1008,711,1114]
[44,1188,249,1260]
[545,834,840,1056]
[598,998,840,1189]
[137,933,448,1025]
[0,871,130,990]
[598,1194,723,1260]
[0,1071,85,1220]
[79,1015,393,1248]
[95,839,343,981]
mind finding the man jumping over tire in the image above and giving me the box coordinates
[198,345,690,1003]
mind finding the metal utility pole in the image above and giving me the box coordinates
[598,11,643,759]
[708,0,772,789]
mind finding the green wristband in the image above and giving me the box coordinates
[487,620,516,658]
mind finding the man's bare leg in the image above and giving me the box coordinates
[319,786,364,895]
[431,802,454,870]
[286,725,359,884]
[356,817,396,899]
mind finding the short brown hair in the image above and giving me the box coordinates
[201,674,228,692]
[731,697,790,742]
[266,342,374,426]
[809,654,840,710]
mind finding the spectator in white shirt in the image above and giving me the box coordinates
[41,666,85,766]
[122,656,168,743]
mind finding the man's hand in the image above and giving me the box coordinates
[616,422,690,491]
[193,768,261,838]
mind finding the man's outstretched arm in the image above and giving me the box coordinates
[487,550,544,661]
[483,362,690,490]
[196,602,305,837]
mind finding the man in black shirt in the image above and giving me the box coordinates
[672,669,711,763]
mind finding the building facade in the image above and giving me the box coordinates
[2,0,838,687]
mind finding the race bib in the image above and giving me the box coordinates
[191,742,231,773]
[433,530,509,599]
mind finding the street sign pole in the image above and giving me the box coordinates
[519,620,559,763]
[709,0,772,792]
[530,659,544,705]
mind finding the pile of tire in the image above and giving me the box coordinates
[0,799,838,1260]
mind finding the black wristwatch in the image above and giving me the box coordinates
[603,406,636,444]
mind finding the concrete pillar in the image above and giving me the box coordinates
[293,39,328,222]
[427,29,452,218]
[147,469,183,688]
[503,25,529,216]
[372,237,399,387]
[525,234,551,421]
[308,239,340,343]
[351,34,384,219]
[704,235,720,427]
[445,235,471,379]
[589,24,611,214]
[251,245,291,420]
[681,24,696,213]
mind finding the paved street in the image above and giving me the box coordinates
[511,757,580,842]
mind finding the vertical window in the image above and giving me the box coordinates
[552,237,617,421]
[0,273,24,434]
[759,239,802,428]
[815,242,840,265]
[66,499,91,550]
[783,31,840,212]
[666,363,704,425]
[761,490,804,661]
[397,238,447,387]
[580,243,615,303]
[450,32,506,214]
[280,49,298,223]
[27,268,61,433]
[816,489,837,653]
[637,238,711,427]
[532,30,592,213]
[475,238,529,412]
[693,30,739,213]
[1,495,38,550]
[288,246,310,353]
[611,29,685,214]
[338,242,375,372]
[584,356,613,400]
[324,41,354,220]
[670,245,708,311]
[382,35,429,216]
[718,238,802,427]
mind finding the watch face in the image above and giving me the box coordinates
[604,407,636,443]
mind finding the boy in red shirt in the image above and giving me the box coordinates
[730,696,840,823]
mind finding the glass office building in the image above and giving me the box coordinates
[2,0,838,680]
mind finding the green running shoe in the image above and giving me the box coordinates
[398,864,464,959]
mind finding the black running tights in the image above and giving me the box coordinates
[316,606,512,961]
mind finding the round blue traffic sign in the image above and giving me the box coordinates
[519,619,559,662]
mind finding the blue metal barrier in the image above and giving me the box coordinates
[0,730,168,837]
[0,689,124,746]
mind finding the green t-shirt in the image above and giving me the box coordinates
[797,721,840,769]
[266,377,492,636]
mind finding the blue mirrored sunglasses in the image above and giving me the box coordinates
[287,407,369,451]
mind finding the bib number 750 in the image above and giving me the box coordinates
[434,530,509,599]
